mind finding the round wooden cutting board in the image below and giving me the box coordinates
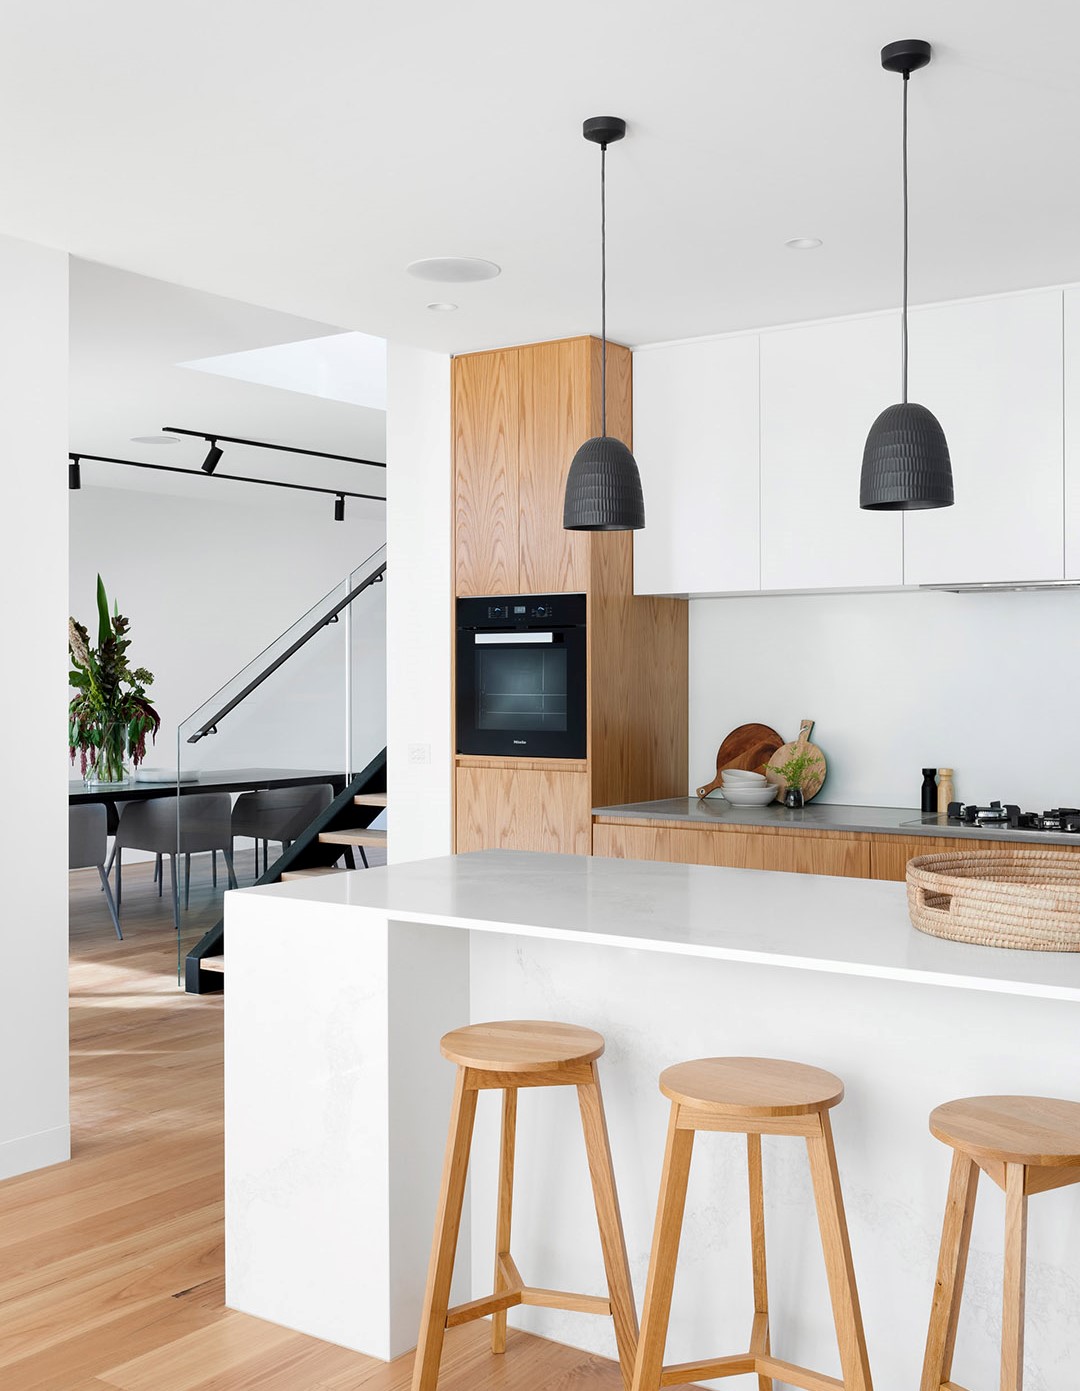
[767,719,827,802]
[696,723,784,799]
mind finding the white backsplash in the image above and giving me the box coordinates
[690,587,1080,810]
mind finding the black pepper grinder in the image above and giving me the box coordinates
[921,768,938,814]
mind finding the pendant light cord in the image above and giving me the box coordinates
[600,141,608,437]
[902,71,909,404]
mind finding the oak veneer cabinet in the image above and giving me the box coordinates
[453,336,689,855]
[593,820,1080,883]
[592,821,871,879]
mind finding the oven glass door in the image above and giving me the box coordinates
[457,628,586,758]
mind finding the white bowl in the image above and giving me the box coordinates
[721,768,766,783]
[721,783,781,806]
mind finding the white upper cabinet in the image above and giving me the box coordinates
[760,314,903,590]
[1063,289,1080,578]
[903,291,1064,586]
[632,335,760,595]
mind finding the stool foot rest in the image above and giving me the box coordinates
[444,1278,612,1329]
[658,1355,843,1390]
[659,1354,755,1384]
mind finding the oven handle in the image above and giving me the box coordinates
[473,631,555,645]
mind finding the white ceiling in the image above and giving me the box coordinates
[69,259,387,511]
[6,3,1080,354]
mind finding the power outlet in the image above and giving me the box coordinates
[408,742,431,765]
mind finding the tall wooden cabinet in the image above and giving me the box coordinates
[452,336,688,854]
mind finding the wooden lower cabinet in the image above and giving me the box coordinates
[456,764,592,854]
[592,822,870,879]
[868,834,1012,882]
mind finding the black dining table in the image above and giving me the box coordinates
[69,767,349,833]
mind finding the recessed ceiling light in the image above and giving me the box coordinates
[406,257,501,283]
[131,434,180,445]
[427,302,458,313]
[785,237,823,250]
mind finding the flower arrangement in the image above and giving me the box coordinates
[69,576,160,784]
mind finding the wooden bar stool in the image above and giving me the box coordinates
[411,1019,639,1391]
[631,1057,873,1391]
[921,1094,1080,1391]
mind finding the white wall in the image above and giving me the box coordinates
[0,236,70,1179]
[385,343,452,863]
[69,486,386,781]
[690,587,1080,809]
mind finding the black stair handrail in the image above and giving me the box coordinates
[187,559,386,743]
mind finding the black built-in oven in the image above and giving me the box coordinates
[456,594,587,759]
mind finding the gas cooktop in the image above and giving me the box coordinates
[944,801,1080,833]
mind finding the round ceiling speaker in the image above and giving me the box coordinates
[406,257,501,283]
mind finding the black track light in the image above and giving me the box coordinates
[201,440,223,474]
[334,494,345,522]
[69,457,81,490]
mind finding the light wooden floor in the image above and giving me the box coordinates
[0,860,628,1390]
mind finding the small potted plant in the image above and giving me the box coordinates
[69,576,160,785]
[767,747,824,809]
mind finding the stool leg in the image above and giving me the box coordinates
[631,1104,694,1391]
[805,1112,873,1391]
[920,1150,979,1391]
[747,1134,773,1391]
[491,1087,517,1354]
[412,1068,478,1391]
[1001,1163,1028,1391]
[578,1062,640,1390]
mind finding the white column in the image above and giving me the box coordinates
[385,342,452,864]
[0,235,70,1180]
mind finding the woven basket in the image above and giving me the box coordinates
[906,849,1080,951]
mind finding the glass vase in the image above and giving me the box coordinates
[84,721,131,786]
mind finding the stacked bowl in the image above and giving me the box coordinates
[719,768,780,806]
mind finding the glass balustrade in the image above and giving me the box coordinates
[171,545,387,978]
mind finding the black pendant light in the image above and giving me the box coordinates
[563,116,645,531]
[860,40,954,512]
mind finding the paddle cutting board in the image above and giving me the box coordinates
[767,718,827,802]
[696,723,783,799]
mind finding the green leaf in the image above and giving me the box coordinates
[96,574,111,648]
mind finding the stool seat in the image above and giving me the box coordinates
[930,1094,1080,1167]
[659,1056,845,1117]
[440,1019,605,1072]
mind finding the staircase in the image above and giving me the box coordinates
[184,748,387,994]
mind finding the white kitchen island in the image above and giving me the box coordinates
[225,851,1080,1388]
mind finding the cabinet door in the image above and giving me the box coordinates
[453,351,519,597]
[592,822,765,868]
[904,291,1064,585]
[1063,290,1080,578]
[632,335,760,595]
[760,314,902,589]
[517,338,592,594]
[455,765,592,854]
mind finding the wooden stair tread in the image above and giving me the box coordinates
[318,828,388,847]
[200,956,226,974]
[280,866,349,881]
[353,792,388,807]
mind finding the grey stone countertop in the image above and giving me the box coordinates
[592,797,1080,847]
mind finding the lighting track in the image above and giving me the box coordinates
[68,453,385,504]
[162,427,386,469]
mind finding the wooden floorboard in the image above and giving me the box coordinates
[0,860,626,1390]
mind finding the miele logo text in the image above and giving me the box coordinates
[513,739,527,745]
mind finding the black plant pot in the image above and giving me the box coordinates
[783,786,805,810]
